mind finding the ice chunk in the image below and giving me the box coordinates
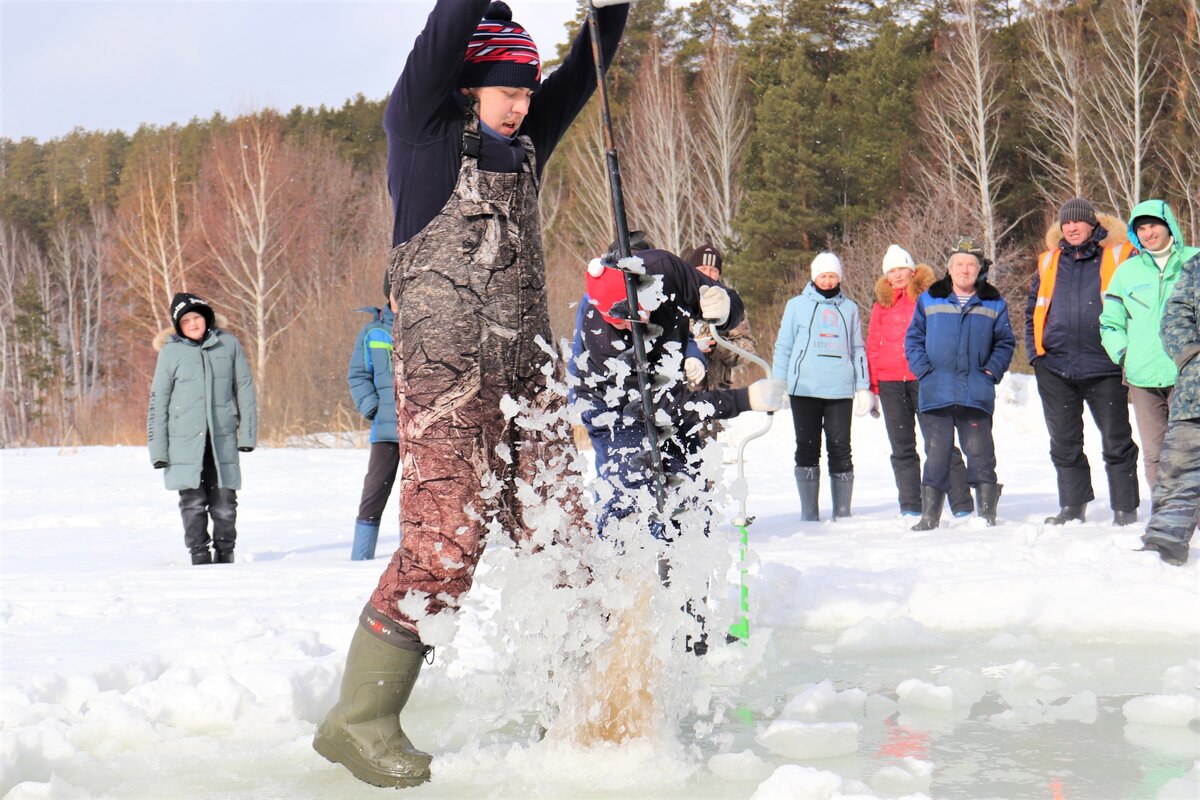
[871,756,934,795]
[756,719,860,759]
[1156,760,1200,799]
[708,750,772,782]
[750,764,843,800]
[1122,694,1200,727]
[896,679,954,712]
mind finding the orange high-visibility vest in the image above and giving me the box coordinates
[1031,242,1135,356]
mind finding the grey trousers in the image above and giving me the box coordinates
[1129,385,1172,491]
[1143,418,1200,547]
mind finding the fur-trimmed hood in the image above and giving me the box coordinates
[152,312,231,352]
[1043,212,1128,252]
[874,264,936,307]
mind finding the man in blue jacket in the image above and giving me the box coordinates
[346,285,400,561]
[905,238,1015,530]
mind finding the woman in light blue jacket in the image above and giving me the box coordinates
[773,252,871,521]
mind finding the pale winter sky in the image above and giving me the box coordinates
[0,0,585,142]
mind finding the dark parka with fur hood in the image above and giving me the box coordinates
[148,318,257,491]
[867,264,936,391]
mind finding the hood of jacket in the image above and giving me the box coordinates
[153,312,231,352]
[874,264,936,308]
[1127,199,1188,252]
[927,274,1003,302]
[1043,212,1128,252]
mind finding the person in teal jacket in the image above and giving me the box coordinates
[773,252,871,521]
[148,293,257,564]
[1100,199,1199,489]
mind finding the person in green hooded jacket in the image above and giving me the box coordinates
[148,293,257,564]
[1099,200,1200,489]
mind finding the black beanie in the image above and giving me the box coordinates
[686,243,723,273]
[1059,197,1098,226]
[457,2,541,91]
[169,292,215,337]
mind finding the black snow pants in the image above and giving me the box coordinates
[178,439,237,556]
[878,380,973,514]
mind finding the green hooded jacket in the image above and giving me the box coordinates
[1099,199,1200,388]
[147,328,257,491]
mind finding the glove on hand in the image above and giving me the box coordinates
[853,389,874,417]
[748,379,786,412]
[684,357,706,384]
[153,461,168,469]
[238,447,254,453]
[698,285,730,326]
[869,392,881,418]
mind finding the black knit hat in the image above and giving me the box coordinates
[1058,197,1098,226]
[169,292,215,337]
[457,2,541,91]
[685,243,723,273]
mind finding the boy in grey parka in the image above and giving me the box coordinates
[148,293,257,564]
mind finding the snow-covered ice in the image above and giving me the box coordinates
[2,374,1198,799]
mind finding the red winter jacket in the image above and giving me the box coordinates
[866,264,936,392]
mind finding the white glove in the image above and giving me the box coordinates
[698,285,730,326]
[853,389,873,417]
[684,357,706,384]
[748,379,786,412]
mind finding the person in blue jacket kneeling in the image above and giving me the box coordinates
[347,284,401,560]
[905,238,1015,530]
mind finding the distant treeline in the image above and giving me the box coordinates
[1,0,1195,446]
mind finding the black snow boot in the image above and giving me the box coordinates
[794,466,820,521]
[911,485,946,532]
[975,483,1002,526]
[314,608,432,788]
[830,472,854,519]
[1112,509,1138,526]
[214,549,234,564]
[1045,504,1086,525]
[190,548,213,565]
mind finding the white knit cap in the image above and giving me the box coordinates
[882,244,915,274]
[810,251,844,281]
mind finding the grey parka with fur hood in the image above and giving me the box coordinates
[147,324,257,491]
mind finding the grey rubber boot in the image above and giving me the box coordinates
[830,472,854,519]
[975,483,1002,526]
[313,613,432,788]
[911,485,946,531]
[794,466,820,521]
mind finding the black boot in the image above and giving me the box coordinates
[830,472,854,519]
[313,609,432,788]
[191,549,213,565]
[214,549,234,563]
[975,483,1002,526]
[794,466,820,522]
[1112,509,1138,526]
[1045,504,1086,525]
[912,485,945,532]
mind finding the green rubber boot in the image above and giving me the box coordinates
[313,611,432,788]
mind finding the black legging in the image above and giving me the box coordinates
[788,395,853,473]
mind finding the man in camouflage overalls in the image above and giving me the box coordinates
[1139,252,1200,566]
[312,0,631,788]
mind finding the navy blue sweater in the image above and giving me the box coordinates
[384,0,629,247]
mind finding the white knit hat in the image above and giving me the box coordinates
[881,244,915,274]
[810,251,844,281]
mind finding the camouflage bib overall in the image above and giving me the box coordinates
[371,102,568,635]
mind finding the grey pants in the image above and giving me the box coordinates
[1143,418,1200,547]
[1129,385,1172,491]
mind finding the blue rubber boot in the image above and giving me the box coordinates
[351,520,380,561]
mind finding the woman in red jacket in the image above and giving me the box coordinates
[866,245,973,518]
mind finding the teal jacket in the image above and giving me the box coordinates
[1099,200,1200,388]
[148,328,257,491]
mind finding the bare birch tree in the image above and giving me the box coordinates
[48,208,109,409]
[692,36,750,250]
[1084,0,1164,216]
[193,113,305,393]
[1021,2,1091,203]
[114,133,200,339]
[623,36,696,255]
[916,0,1007,261]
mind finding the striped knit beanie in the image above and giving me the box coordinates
[686,243,723,273]
[458,2,541,90]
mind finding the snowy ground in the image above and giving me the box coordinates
[2,373,1198,800]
